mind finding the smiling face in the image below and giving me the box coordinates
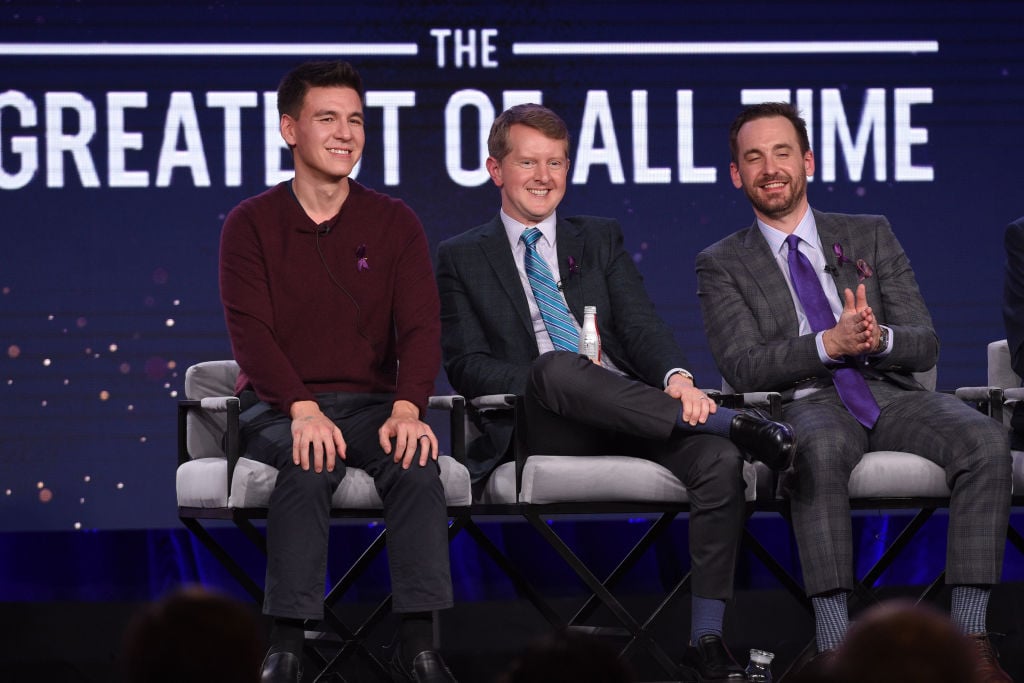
[280,85,364,183]
[486,123,569,226]
[730,115,815,229]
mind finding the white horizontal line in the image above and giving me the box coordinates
[513,40,939,56]
[0,43,419,56]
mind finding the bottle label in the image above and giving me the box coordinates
[580,310,601,362]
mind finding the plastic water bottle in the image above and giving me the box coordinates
[579,306,601,362]
[744,649,774,682]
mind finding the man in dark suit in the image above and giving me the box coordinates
[697,102,1012,681]
[1003,215,1024,447]
[436,103,795,682]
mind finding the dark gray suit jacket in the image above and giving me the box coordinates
[1002,216,1024,442]
[1004,216,1024,377]
[437,214,688,480]
[696,210,938,397]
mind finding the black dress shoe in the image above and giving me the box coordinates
[730,410,796,471]
[390,649,457,683]
[681,634,746,682]
[793,649,836,681]
[260,650,302,683]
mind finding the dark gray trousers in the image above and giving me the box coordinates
[239,391,453,620]
[524,351,748,601]
[781,380,1012,596]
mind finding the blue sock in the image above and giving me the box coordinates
[676,406,737,437]
[691,596,725,642]
[951,585,989,635]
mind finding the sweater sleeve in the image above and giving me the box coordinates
[389,206,442,416]
[219,200,315,414]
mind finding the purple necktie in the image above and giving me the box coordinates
[786,234,880,429]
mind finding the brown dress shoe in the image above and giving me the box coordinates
[968,634,1012,683]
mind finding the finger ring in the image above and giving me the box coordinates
[418,434,430,440]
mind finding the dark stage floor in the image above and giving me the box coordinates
[3,584,1023,683]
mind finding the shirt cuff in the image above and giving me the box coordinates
[815,331,835,365]
[664,367,692,388]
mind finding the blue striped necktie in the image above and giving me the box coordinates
[521,227,579,352]
[786,234,880,428]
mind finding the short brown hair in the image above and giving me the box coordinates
[488,103,570,161]
[729,102,810,163]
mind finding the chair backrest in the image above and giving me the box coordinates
[989,339,1020,389]
[185,360,240,459]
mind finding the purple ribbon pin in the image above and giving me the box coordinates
[356,244,369,272]
[832,243,873,281]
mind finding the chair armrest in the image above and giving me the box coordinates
[428,395,464,410]
[427,395,467,464]
[954,386,1003,402]
[463,394,526,499]
[717,391,784,419]
[177,395,240,500]
[954,386,1006,422]
[469,394,518,410]
[1003,387,1024,402]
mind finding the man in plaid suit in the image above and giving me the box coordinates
[697,102,1012,682]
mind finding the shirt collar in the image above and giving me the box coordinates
[756,206,822,257]
[501,209,558,250]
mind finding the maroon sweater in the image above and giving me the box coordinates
[219,180,441,416]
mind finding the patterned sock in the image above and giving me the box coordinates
[690,596,726,641]
[811,592,849,652]
[269,617,305,656]
[951,585,990,635]
[676,406,736,437]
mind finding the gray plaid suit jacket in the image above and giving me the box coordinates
[437,214,688,481]
[696,209,938,397]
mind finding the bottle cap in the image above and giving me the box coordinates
[583,305,597,314]
[749,649,774,663]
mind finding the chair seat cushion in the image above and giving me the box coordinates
[478,455,757,505]
[775,452,951,501]
[847,451,950,498]
[177,455,471,509]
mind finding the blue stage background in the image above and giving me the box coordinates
[1,0,1023,601]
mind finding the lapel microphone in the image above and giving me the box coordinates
[316,221,332,235]
[823,264,838,275]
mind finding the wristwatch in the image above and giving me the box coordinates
[673,369,694,383]
[874,326,890,354]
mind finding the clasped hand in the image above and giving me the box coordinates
[823,283,879,359]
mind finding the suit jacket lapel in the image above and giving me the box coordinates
[738,224,803,336]
[814,211,860,299]
[478,216,534,336]
[555,218,585,323]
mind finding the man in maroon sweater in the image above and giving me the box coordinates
[219,61,456,683]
